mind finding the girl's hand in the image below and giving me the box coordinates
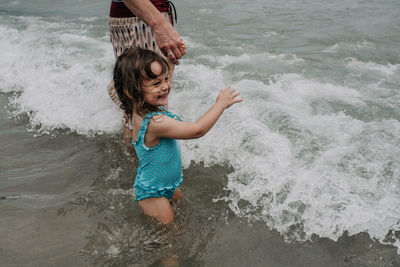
[215,86,243,109]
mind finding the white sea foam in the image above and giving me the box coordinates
[323,40,375,53]
[0,16,121,134]
[197,52,304,68]
[346,57,400,78]
[174,59,400,252]
[1,15,400,253]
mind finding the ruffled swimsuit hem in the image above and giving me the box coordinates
[135,177,183,202]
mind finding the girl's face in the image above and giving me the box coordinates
[142,61,171,107]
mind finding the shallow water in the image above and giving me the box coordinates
[1,0,400,265]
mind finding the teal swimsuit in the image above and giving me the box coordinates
[132,109,183,201]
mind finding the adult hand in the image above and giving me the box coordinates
[153,21,186,65]
[122,0,186,64]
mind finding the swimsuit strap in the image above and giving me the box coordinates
[160,106,182,121]
[132,109,182,146]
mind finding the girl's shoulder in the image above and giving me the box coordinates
[146,109,182,134]
[148,113,169,124]
[146,108,181,121]
[142,110,181,146]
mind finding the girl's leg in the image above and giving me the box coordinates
[170,187,182,203]
[138,197,174,225]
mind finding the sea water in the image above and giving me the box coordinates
[1,0,400,265]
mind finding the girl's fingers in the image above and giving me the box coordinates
[224,86,231,92]
[218,86,242,104]
[232,91,241,98]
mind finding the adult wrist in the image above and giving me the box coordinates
[148,14,169,29]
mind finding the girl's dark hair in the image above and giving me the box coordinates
[113,47,170,117]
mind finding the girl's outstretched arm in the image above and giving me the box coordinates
[148,86,242,140]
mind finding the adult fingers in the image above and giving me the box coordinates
[172,46,182,60]
[166,39,187,64]
[165,49,179,65]
[180,46,187,56]
[179,39,187,56]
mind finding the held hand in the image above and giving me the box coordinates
[153,21,187,65]
[215,86,243,109]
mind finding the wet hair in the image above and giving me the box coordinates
[113,47,170,118]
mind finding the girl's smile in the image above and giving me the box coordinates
[142,61,171,107]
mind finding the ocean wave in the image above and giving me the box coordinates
[1,14,400,254]
[175,65,400,252]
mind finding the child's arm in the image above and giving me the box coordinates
[149,86,242,140]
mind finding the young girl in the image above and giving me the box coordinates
[113,47,242,225]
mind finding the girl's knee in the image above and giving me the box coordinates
[170,188,182,202]
[159,211,174,225]
[139,197,175,225]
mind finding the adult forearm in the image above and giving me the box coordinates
[123,0,168,28]
[122,0,184,64]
